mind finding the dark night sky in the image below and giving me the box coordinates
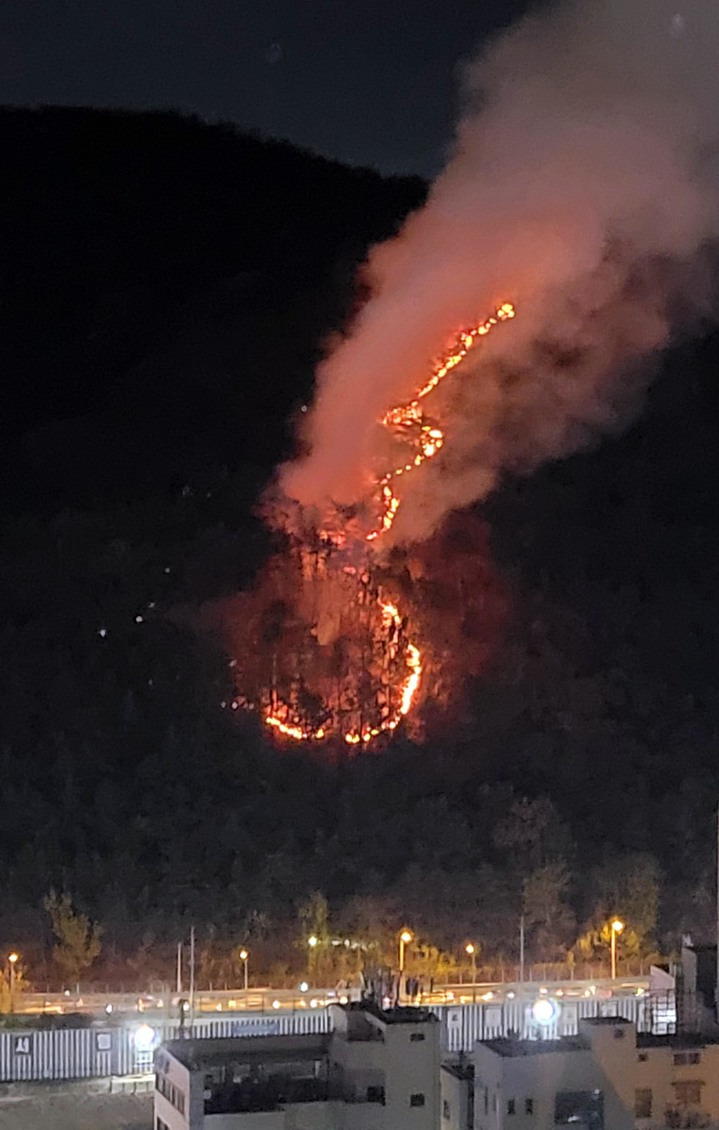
[0,0,533,175]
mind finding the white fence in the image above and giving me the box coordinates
[0,992,673,1083]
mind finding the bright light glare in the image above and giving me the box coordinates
[239,949,248,961]
[133,1024,158,1053]
[465,943,475,955]
[532,997,560,1027]
[272,999,281,1010]
[400,930,412,944]
[307,935,318,948]
[299,981,309,992]
[611,918,625,934]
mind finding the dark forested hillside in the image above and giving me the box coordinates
[0,106,424,509]
[1,107,718,988]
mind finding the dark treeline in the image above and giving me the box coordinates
[1,107,718,989]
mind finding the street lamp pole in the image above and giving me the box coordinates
[398,930,412,1003]
[610,919,624,981]
[8,953,18,1015]
[239,949,249,992]
[465,944,477,1003]
[307,935,318,982]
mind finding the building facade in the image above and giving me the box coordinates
[469,1017,719,1130]
[154,1001,440,1130]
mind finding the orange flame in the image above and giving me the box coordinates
[262,301,515,745]
[367,302,515,541]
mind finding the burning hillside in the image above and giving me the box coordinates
[230,0,719,751]
[231,304,515,747]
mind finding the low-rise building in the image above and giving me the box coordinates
[154,1001,440,1130]
[470,1016,719,1130]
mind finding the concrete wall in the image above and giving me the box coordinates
[383,1021,440,1130]
[155,1050,191,1130]
[206,1112,284,1130]
[635,1043,719,1125]
[440,1067,469,1130]
[473,1043,635,1130]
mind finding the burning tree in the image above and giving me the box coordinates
[230,302,515,749]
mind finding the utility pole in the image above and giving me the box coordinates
[176,942,183,995]
[189,926,196,1030]
[716,803,719,1022]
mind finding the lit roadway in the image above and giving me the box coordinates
[14,977,650,1019]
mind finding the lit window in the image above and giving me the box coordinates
[410,1093,425,1107]
[635,1089,652,1118]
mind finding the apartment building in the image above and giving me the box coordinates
[154,1001,440,1130]
[468,1016,719,1130]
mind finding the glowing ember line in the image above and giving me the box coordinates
[366,301,515,541]
[262,594,422,745]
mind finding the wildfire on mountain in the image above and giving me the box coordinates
[233,302,515,747]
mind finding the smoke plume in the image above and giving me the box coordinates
[279,0,719,545]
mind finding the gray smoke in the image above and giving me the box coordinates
[280,0,719,544]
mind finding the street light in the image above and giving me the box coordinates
[239,948,249,992]
[610,919,624,981]
[307,935,319,981]
[399,929,412,974]
[398,929,412,1002]
[8,953,18,1015]
[465,943,477,1003]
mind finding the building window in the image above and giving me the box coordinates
[688,1052,701,1065]
[673,1053,687,1066]
[555,1090,604,1128]
[367,1085,385,1104]
[507,1098,516,1115]
[443,1098,451,1120]
[635,1089,653,1118]
[638,1052,648,1062]
[410,1032,426,1041]
[673,1081,702,1107]
[410,1093,426,1107]
[525,1098,534,1115]
[155,1073,185,1115]
[156,1120,170,1130]
[613,1028,625,1039]
[484,1087,489,1115]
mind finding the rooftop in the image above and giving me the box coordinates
[581,1016,632,1027]
[344,1000,438,1025]
[637,1031,719,1049]
[161,1034,330,1072]
[480,1037,588,1058]
[442,1058,474,1081]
